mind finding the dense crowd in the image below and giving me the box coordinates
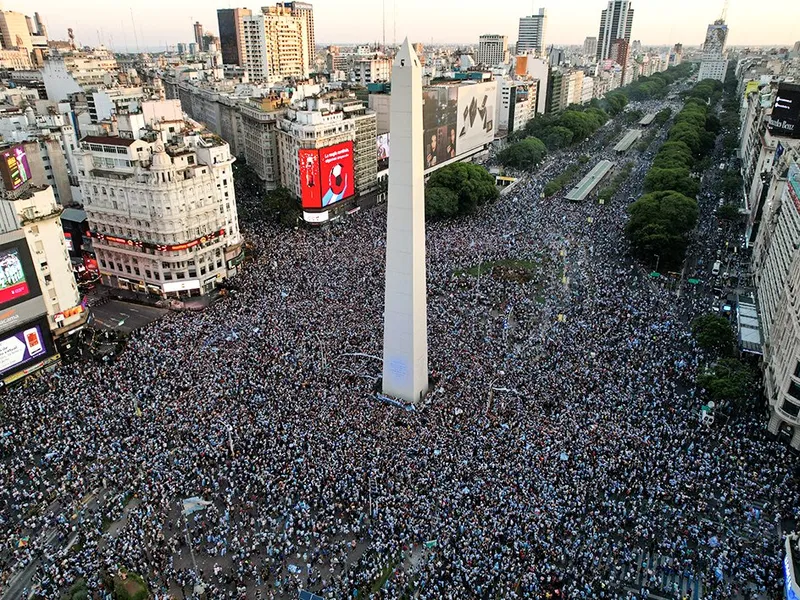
[0,102,795,600]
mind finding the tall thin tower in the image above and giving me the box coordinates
[382,38,429,405]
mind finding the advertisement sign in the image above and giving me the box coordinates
[377,133,390,160]
[0,319,53,378]
[162,280,201,293]
[0,297,48,335]
[84,255,99,273]
[422,86,458,169]
[64,232,74,252]
[0,145,32,191]
[788,161,800,215]
[54,304,85,324]
[299,148,321,209]
[319,142,354,208]
[455,81,497,156]
[768,83,800,139]
[92,230,225,253]
[303,210,329,223]
[0,242,40,309]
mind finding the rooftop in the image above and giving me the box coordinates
[81,135,136,147]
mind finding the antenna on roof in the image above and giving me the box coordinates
[130,8,140,53]
[720,0,729,22]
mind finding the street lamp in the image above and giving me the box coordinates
[654,254,660,274]
[314,333,326,370]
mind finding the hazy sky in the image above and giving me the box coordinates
[17,0,800,51]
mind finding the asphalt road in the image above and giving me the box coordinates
[88,300,168,333]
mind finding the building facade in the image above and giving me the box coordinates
[280,2,315,70]
[477,35,508,67]
[517,9,547,57]
[597,0,634,62]
[76,104,244,297]
[353,56,392,85]
[698,20,729,82]
[217,8,252,66]
[242,6,309,83]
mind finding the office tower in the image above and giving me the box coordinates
[0,11,33,52]
[517,8,547,56]
[25,15,34,36]
[193,21,204,47]
[597,1,634,62]
[34,12,47,38]
[217,8,252,66]
[583,36,598,57]
[280,2,315,69]
[382,39,429,405]
[477,34,508,66]
[698,20,729,82]
[242,6,310,82]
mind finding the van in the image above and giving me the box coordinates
[712,260,721,276]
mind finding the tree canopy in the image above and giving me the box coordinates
[697,358,755,409]
[644,167,699,198]
[626,191,698,268]
[691,313,736,356]
[425,163,499,220]
[498,137,547,170]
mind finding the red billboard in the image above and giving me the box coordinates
[319,142,354,208]
[299,148,321,209]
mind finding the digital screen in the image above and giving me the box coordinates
[0,248,30,305]
[422,86,458,169]
[0,322,49,377]
[0,145,32,191]
[299,148,321,209]
[769,83,800,139]
[377,133,390,161]
[319,142,354,208]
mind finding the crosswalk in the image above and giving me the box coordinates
[607,549,705,600]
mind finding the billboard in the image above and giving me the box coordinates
[768,83,800,139]
[319,142,354,208]
[422,86,458,169]
[299,148,321,209]
[0,318,54,378]
[0,145,32,191]
[456,81,497,155]
[377,133,390,161]
[0,242,41,309]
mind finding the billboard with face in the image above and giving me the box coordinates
[319,142,354,208]
[456,81,497,155]
[377,133,390,161]
[0,145,32,191]
[299,148,321,209]
[422,86,458,169]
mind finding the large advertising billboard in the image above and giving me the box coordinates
[455,81,497,155]
[0,317,54,378]
[299,148,321,209]
[768,83,800,139]
[0,241,41,310]
[422,86,458,169]
[299,143,355,209]
[377,133,390,161]
[0,145,32,191]
[319,142,354,208]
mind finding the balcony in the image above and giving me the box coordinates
[20,205,63,226]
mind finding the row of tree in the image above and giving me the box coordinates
[517,104,611,151]
[626,79,725,268]
[425,163,499,220]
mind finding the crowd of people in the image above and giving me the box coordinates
[0,100,795,600]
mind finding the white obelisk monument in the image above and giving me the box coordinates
[382,39,429,404]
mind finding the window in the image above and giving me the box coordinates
[145,270,151,278]
[789,381,800,402]
[794,362,800,379]
[100,259,107,268]
[783,399,800,418]
[30,225,39,234]
[125,265,132,274]
[44,274,52,284]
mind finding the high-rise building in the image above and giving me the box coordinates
[242,5,310,82]
[477,34,508,66]
[193,22,204,47]
[353,56,393,84]
[698,20,729,82]
[33,12,47,38]
[217,8,252,66]
[76,100,244,297]
[0,10,33,53]
[583,36,598,57]
[597,1,634,62]
[279,2,315,70]
[517,9,546,57]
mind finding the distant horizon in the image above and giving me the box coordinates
[12,0,800,51]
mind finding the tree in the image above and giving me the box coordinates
[692,314,736,356]
[644,167,699,198]
[717,203,742,222]
[425,163,499,218]
[264,186,301,228]
[425,186,459,220]
[654,108,673,126]
[498,137,547,170]
[542,126,574,150]
[698,358,755,409]
[626,191,698,268]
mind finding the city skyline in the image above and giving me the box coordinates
[13,0,800,52]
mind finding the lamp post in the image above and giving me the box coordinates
[654,254,660,274]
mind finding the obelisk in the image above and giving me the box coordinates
[382,38,429,404]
